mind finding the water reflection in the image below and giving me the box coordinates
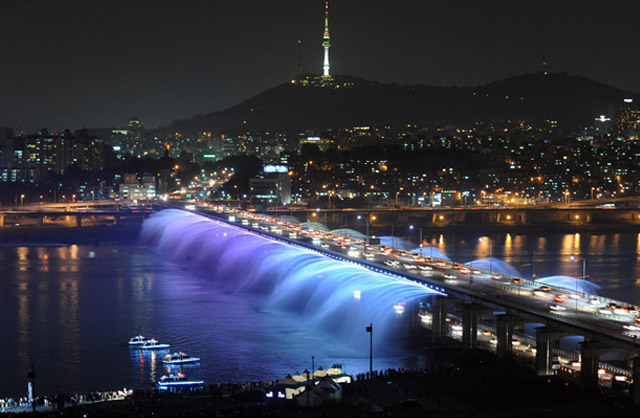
[428,231,640,303]
[2,231,640,399]
[130,348,171,385]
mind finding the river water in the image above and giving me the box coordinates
[1,223,640,398]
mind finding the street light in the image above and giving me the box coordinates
[365,324,373,377]
[570,255,587,294]
[358,215,369,246]
[518,263,532,297]
[391,222,395,249]
[570,255,587,318]
[478,237,493,274]
[410,225,423,256]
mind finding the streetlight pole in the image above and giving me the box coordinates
[366,220,369,245]
[410,225,423,255]
[518,263,532,297]
[489,242,493,275]
[391,222,395,249]
[366,324,373,378]
[360,215,370,245]
[582,258,586,298]
[570,255,587,318]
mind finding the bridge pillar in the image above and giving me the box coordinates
[461,303,479,350]
[580,340,600,391]
[113,215,120,225]
[496,314,521,360]
[430,296,448,346]
[37,215,44,227]
[535,327,569,376]
[0,214,4,227]
[76,215,82,227]
[632,357,640,406]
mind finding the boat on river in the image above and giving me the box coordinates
[162,352,200,364]
[140,339,170,350]
[156,373,204,391]
[128,335,153,346]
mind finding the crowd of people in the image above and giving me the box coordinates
[0,388,131,413]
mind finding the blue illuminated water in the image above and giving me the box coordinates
[3,215,640,398]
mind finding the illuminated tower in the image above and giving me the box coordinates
[322,1,331,77]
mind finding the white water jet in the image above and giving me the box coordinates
[466,258,520,277]
[141,209,442,351]
[535,275,601,295]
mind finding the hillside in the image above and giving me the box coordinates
[166,72,639,133]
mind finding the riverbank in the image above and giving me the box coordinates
[5,348,635,417]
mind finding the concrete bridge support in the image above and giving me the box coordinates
[580,340,600,391]
[632,357,640,406]
[431,296,448,346]
[535,327,570,376]
[76,215,82,227]
[496,314,522,360]
[0,214,4,227]
[461,303,480,350]
[37,215,44,227]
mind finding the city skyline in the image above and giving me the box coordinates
[1,0,639,132]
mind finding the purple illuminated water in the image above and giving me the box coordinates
[0,210,437,398]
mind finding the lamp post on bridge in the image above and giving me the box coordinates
[518,263,532,297]
[570,255,588,318]
[410,225,423,256]
[479,237,493,275]
[391,222,395,249]
[358,215,370,246]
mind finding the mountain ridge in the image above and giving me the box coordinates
[165,72,639,133]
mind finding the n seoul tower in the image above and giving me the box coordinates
[322,1,331,78]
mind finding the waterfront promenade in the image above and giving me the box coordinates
[1,348,635,417]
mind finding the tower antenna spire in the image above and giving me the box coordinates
[296,39,302,76]
[322,1,331,78]
[541,53,549,75]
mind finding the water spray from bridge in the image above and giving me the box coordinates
[141,209,443,353]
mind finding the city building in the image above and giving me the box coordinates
[118,174,157,201]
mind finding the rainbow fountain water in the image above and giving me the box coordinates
[141,209,442,350]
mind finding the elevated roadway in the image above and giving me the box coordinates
[180,202,640,394]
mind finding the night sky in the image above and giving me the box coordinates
[1,0,639,133]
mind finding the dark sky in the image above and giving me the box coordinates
[1,0,639,133]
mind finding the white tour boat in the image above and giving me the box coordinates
[128,335,154,346]
[162,352,200,364]
[156,373,204,391]
[140,339,170,350]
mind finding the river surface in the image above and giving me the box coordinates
[1,228,640,398]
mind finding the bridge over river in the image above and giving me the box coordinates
[174,202,640,400]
